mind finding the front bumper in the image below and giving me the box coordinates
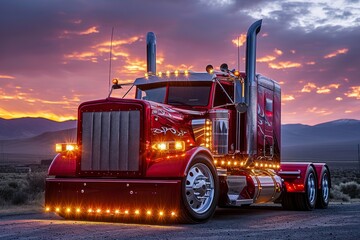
[45,178,181,218]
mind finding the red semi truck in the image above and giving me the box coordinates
[45,20,330,223]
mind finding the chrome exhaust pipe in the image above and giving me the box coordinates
[245,20,262,160]
[146,32,156,74]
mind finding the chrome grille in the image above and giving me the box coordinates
[81,111,140,171]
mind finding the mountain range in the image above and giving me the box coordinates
[0,117,76,140]
[0,118,359,168]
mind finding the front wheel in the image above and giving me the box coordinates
[180,154,219,223]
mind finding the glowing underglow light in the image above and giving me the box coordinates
[66,208,71,213]
[96,209,101,213]
[135,209,140,215]
[159,211,164,216]
[76,208,81,213]
[55,208,60,212]
[124,210,129,215]
[146,210,152,216]
[45,207,50,212]
[171,211,176,217]
[115,210,120,214]
[106,209,110,213]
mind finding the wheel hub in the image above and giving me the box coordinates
[185,163,215,214]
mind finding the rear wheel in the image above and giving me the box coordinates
[295,166,317,210]
[316,168,330,209]
[180,154,219,223]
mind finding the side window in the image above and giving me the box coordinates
[213,83,234,107]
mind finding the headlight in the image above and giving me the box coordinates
[152,141,185,152]
[55,143,78,153]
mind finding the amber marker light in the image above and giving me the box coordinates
[171,211,176,217]
[184,70,189,75]
[88,208,93,213]
[76,208,81,213]
[166,70,170,76]
[115,209,120,214]
[66,208,71,213]
[55,207,60,212]
[159,211,164,216]
[106,209,110,214]
[135,209,140,215]
[124,210,129,215]
[45,207,50,212]
[158,71,162,77]
[112,78,119,85]
[146,210,152,216]
[96,209,101,213]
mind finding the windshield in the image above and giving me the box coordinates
[136,82,212,106]
[137,85,166,103]
[168,85,211,106]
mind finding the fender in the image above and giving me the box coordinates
[48,153,77,177]
[280,162,315,193]
[313,163,331,189]
[145,147,213,178]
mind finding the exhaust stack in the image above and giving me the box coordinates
[146,32,156,74]
[245,19,262,160]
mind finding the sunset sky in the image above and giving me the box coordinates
[0,0,359,125]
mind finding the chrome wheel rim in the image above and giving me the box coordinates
[322,173,329,202]
[307,172,316,204]
[185,163,215,214]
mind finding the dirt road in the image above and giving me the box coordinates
[1,202,359,240]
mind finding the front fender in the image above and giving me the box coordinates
[145,147,213,178]
[48,153,77,177]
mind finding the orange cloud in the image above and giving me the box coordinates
[345,86,360,99]
[306,107,333,116]
[335,97,343,101]
[61,26,99,37]
[123,59,147,73]
[0,75,15,79]
[282,94,295,101]
[274,48,283,55]
[301,83,340,94]
[231,34,246,47]
[268,61,302,69]
[64,51,97,62]
[301,82,317,92]
[79,26,99,35]
[316,84,340,94]
[0,107,76,122]
[95,36,140,48]
[257,55,276,63]
[324,48,348,59]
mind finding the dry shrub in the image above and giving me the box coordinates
[339,181,360,198]
[0,171,47,206]
[330,185,350,201]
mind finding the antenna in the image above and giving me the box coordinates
[108,27,114,93]
[237,35,240,71]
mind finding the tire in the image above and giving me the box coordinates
[180,154,219,223]
[295,166,317,211]
[281,192,296,210]
[316,168,330,209]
